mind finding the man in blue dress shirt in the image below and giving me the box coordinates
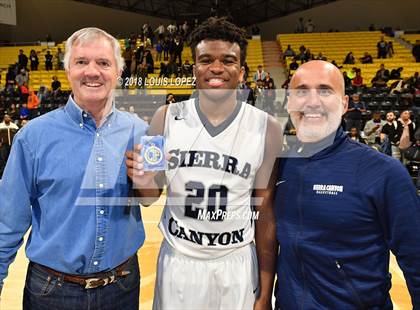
[0,28,148,309]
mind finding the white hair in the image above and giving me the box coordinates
[63,27,124,72]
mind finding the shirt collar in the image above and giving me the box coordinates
[64,95,117,128]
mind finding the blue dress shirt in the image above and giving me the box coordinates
[0,96,148,290]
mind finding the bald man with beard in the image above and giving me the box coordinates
[274,61,420,309]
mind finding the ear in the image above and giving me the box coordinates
[342,94,349,115]
[238,66,245,84]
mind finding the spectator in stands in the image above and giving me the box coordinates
[15,68,28,87]
[342,71,352,88]
[0,114,19,178]
[281,76,291,89]
[253,65,266,82]
[18,49,28,70]
[331,60,343,69]
[371,72,388,88]
[173,36,184,66]
[347,127,366,144]
[0,114,19,130]
[56,48,64,70]
[123,47,133,70]
[27,90,39,119]
[289,59,299,71]
[377,36,388,59]
[166,57,178,77]
[45,50,53,70]
[295,17,304,33]
[243,62,250,81]
[155,23,165,40]
[167,22,177,37]
[163,37,170,61]
[304,48,314,62]
[398,110,416,145]
[20,119,28,127]
[181,59,192,77]
[390,67,403,79]
[6,103,19,123]
[345,93,366,132]
[315,52,327,61]
[412,40,420,63]
[155,40,163,61]
[363,111,386,146]
[166,93,175,105]
[20,82,29,100]
[352,69,364,88]
[51,76,62,96]
[29,50,39,71]
[343,52,355,64]
[407,72,420,91]
[158,62,167,78]
[37,85,49,104]
[295,45,306,61]
[387,41,394,58]
[376,63,390,81]
[304,19,315,33]
[283,45,296,58]
[181,21,189,37]
[253,79,264,108]
[381,111,402,159]
[144,50,154,74]
[360,52,373,64]
[263,72,275,88]
[19,102,29,121]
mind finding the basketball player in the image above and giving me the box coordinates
[126,17,281,309]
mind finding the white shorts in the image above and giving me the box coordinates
[152,240,259,310]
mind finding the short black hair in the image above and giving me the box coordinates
[189,17,248,66]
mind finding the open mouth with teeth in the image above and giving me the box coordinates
[83,82,103,88]
[299,111,328,122]
[206,78,227,88]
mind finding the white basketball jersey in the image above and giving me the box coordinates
[159,98,268,259]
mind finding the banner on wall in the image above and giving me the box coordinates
[0,0,16,25]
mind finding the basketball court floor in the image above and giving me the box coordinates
[1,195,412,309]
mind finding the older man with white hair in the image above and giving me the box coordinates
[0,28,149,309]
[274,60,420,309]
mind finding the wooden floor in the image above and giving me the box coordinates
[1,197,412,309]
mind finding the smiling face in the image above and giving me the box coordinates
[67,37,120,109]
[193,40,244,101]
[288,60,348,143]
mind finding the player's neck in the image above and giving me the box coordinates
[198,94,238,126]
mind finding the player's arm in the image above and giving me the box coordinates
[253,115,283,310]
[126,105,167,206]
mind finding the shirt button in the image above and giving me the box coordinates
[98,237,104,242]
[99,183,104,188]
[97,157,103,162]
[96,133,100,137]
[93,261,99,266]
[99,209,105,215]
[108,123,111,127]
[79,123,83,128]
[83,113,88,117]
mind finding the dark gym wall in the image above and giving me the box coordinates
[0,0,171,43]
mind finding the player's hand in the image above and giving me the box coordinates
[125,144,159,188]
